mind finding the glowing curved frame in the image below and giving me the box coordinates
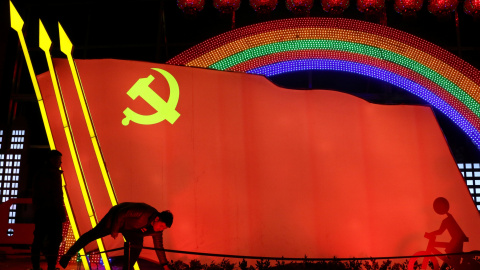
[167,18,480,148]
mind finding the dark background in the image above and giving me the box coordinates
[1,0,479,184]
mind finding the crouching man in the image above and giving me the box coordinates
[59,202,173,270]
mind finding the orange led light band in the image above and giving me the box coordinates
[167,17,480,148]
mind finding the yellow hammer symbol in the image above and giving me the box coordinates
[122,68,180,126]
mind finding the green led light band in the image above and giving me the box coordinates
[209,39,480,119]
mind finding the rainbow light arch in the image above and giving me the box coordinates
[167,18,480,149]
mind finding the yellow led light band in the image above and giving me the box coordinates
[58,23,118,207]
[9,1,55,148]
[209,39,480,119]
[58,23,138,270]
[38,19,94,270]
[41,23,111,270]
[167,18,480,147]
[10,3,89,269]
[185,27,480,106]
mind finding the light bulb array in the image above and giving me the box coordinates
[177,0,205,14]
[394,0,424,15]
[207,39,480,121]
[229,50,480,131]
[248,59,480,147]
[464,0,480,17]
[166,18,480,148]
[58,221,77,264]
[175,0,477,16]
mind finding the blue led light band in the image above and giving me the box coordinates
[248,59,480,148]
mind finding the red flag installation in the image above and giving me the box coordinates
[37,59,480,263]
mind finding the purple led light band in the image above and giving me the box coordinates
[247,59,480,148]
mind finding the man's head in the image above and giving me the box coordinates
[47,150,62,168]
[433,197,449,215]
[152,210,173,232]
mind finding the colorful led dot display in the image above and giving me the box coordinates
[247,59,480,147]
[167,18,480,149]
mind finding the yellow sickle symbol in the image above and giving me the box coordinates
[122,68,180,126]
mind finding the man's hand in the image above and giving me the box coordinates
[163,264,171,270]
[111,232,119,239]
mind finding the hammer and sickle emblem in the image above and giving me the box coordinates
[122,68,180,126]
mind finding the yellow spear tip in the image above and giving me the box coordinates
[39,19,52,51]
[10,1,24,31]
[58,22,73,54]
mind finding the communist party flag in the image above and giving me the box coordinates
[37,59,480,263]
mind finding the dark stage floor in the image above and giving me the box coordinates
[0,254,162,270]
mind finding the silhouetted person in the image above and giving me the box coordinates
[31,150,66,270]
[59,202,173,270]
[425,197,469,265]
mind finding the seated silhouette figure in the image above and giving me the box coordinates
[408,197,480,270]
[425,197,469,265]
